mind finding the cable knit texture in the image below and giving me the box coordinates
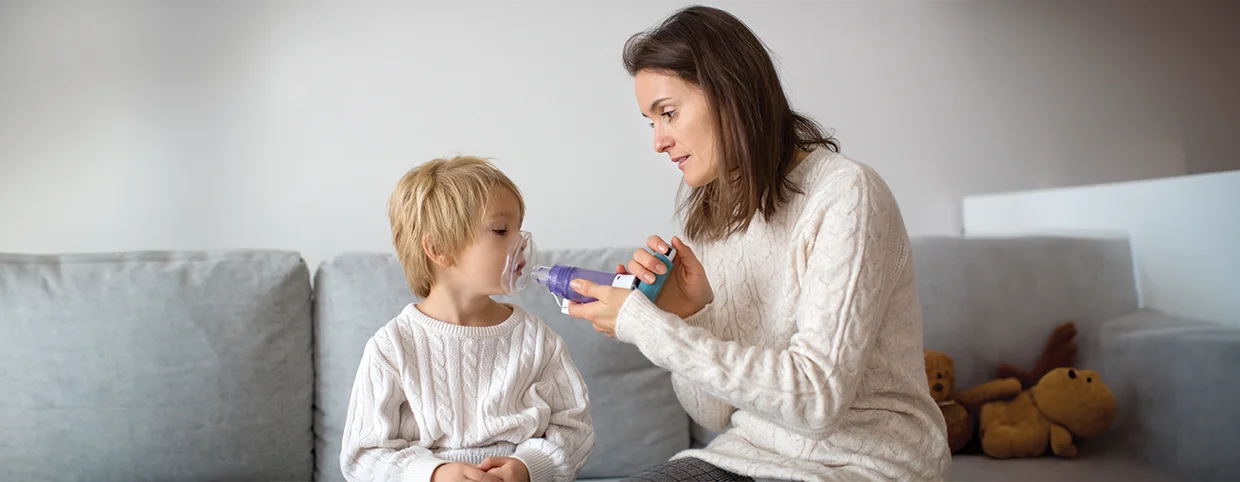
[340,304,594,482]
[615,149,951,482]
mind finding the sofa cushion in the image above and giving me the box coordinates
[312,253,415,482]
[314,249,688,481]
[1097,311,1240,482]
[0,251,314,482]
[911,236,1140,391]
[497,247,691,477]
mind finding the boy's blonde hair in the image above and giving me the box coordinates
[388,155,525,298]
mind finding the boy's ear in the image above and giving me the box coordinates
[422,237,452,268]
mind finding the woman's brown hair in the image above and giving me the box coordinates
[623,5,839,243]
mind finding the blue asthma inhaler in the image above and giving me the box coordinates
[636,245,676,303]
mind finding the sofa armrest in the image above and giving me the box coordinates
[1095,310,1240,482]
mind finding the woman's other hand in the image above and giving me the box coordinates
[564,278,632,338]
[625,235,712,319]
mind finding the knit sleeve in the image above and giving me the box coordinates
[614,167,901,437]
[511,334,595,482]
[340,339,447,482]
[671,307,735,432]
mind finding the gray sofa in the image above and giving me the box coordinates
[2,236,1236,482]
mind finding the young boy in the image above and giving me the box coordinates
[340,156,594,482]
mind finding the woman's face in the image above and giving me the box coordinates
[634,70,719,188]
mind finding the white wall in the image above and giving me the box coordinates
[1,0,1233,270]
[962,170,1240,326]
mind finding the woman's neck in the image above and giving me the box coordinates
[789,148,810,172]
[416,288,512,327]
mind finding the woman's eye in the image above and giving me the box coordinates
[492,229,508,236]
[648,110,675,128]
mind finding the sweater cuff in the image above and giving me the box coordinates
[615,289,668,347]
[406,458,448,482]
[683,303,712,328]
[511,447,557,482]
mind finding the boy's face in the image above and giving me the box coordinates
[439,187,524,297]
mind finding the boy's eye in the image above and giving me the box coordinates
[492,229,508,236]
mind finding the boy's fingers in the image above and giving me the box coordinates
[466,467,503,482]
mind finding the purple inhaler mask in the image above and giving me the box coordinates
[500,230,676,315]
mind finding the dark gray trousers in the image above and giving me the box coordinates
[620,457,755,482]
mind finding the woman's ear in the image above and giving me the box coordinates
[423,237,452,268]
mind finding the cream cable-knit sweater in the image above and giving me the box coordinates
[615,149,951,481]
[340,304,594,482]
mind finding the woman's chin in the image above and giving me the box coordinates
[683,171,715,188]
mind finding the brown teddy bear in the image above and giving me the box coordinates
[977,366,1117,458]
[998,321,1080,389]
[925,350,1024,453]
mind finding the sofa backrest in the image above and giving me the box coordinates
[313,247,690,481]
[912,236,1140,390]
[0,251,314,482]
[1,235,1143,481]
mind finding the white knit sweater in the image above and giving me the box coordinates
[340,304,594,482]
[615,149,952,481]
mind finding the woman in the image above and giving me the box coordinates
[565,5,951,482]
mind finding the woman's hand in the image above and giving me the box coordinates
[566,235,711,337]
[564,278,633,338]
[625,235,712,319]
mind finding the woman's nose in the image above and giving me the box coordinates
[653,134,673,153]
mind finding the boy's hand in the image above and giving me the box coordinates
[479,457,530,482]
[432,462,502,482]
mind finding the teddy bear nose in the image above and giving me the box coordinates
[933,383,944,392]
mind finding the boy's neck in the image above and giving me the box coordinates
[416,288,513,327]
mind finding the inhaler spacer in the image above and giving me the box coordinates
[500,230,537,296]
[498,231,676,314]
